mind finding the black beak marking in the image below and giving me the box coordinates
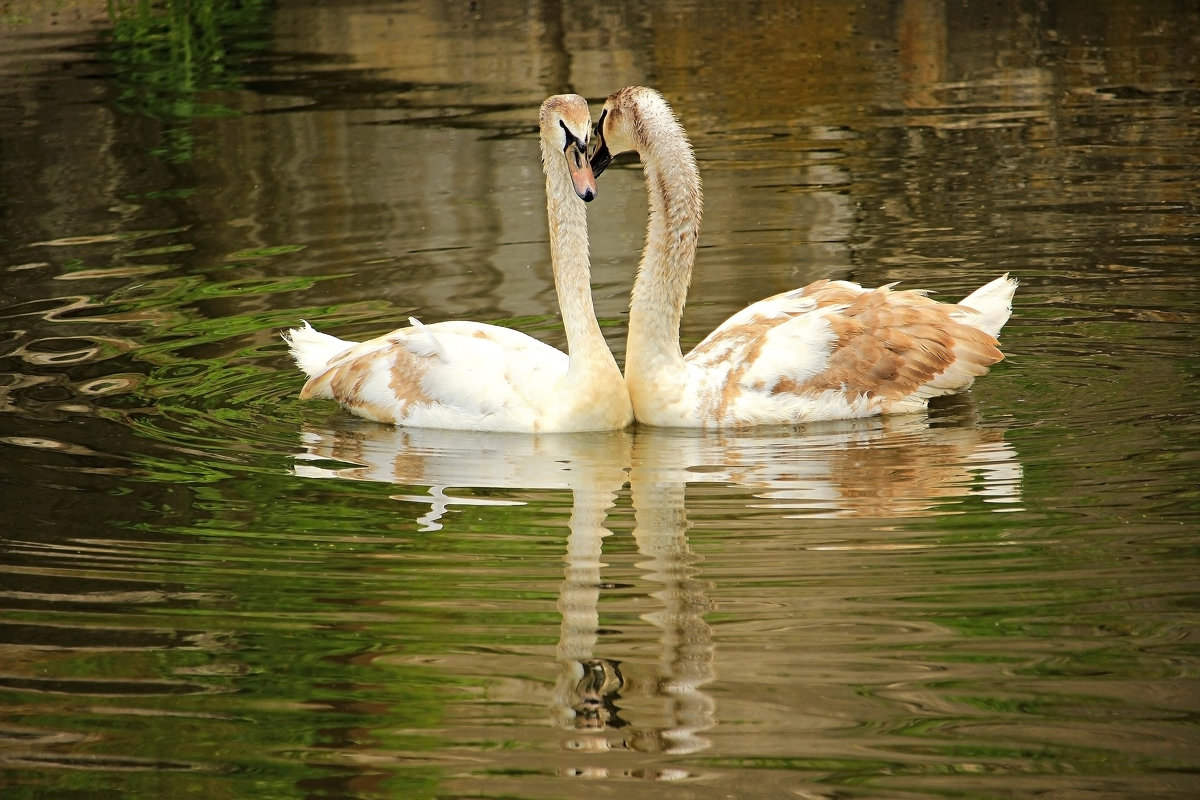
[590,141,613,178]
[589,109,613,177]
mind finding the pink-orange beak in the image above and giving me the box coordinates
[566,142,596,202]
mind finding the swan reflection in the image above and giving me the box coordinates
[293,404,1021,767]
[294,424,633,531]
[296,401,1020,524]
[631,407,1022,519]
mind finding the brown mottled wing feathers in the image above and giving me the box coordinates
[774,284,1003,401]
[300,341,434,424]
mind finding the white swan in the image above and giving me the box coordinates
[284,94,632,433]
[590,86,1017,428]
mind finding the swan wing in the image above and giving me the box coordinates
[755,283,1005,414]
[687,279,868,374]
[683,280,1006,424]
[299,321,568,430]
[678,281,852,423]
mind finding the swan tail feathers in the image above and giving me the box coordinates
[954,274,1017,338]
[283,321,357,379]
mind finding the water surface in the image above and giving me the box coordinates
[2,2,1198,798]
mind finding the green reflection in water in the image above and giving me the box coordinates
[104,0,273,160]
[6,473,546,797]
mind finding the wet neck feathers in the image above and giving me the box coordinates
[542,140,618,381]
[627,108,703,380]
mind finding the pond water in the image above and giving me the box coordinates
[2,1,1199,798]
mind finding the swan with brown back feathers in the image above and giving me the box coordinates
[283,94,632,432]
[590,85,1017,428]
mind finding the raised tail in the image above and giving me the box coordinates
[955,274,1018,338]
[282,321,356,379]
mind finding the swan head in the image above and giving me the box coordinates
[590,86,687,178]
[540,94,597,203]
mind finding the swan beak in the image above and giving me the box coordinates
[567,145,597,202]
[590,141,613,178]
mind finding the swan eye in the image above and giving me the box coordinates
[558,119,586,154]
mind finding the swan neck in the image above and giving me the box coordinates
[544,155,614,373]
[627,128,702,375]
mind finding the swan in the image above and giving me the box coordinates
[589,86,1017,428]
[284,94,633,433]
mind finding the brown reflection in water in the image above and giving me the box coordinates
[622,404,1021,520]
[898,0,947,108]
[199,0,655,325]
[747,417,1022,519]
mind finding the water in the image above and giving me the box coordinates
[2,1,1198,797]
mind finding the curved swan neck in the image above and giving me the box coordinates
[542,142,614,374]
[627,106,703,373]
